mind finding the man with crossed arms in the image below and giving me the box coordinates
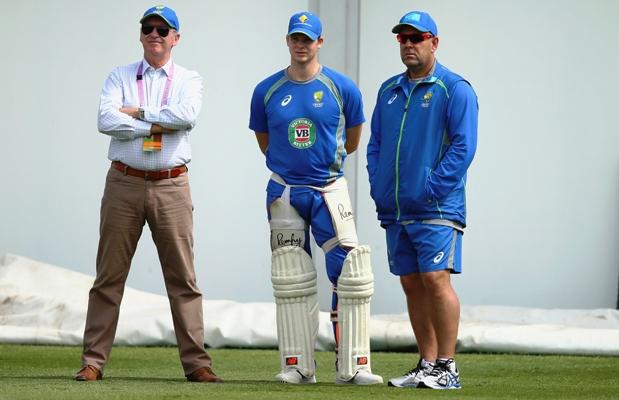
[75,5,221,383]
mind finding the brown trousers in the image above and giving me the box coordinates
[81,167,212,375]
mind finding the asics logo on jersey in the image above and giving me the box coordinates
[388,94,398,104]
[433,252,444,264]
[281,95,292,106]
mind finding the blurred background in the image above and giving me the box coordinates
[2,0,618,314]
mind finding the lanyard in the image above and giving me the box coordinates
[136,62,175,151]
[136,61,175,106]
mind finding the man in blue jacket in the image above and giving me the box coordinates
[367,11,478,390]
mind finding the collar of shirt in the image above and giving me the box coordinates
[141,58,174,77]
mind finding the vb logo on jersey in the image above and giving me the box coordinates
[288,118,317,149]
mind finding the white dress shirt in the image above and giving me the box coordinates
[98,59,203,170]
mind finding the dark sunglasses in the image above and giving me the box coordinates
[396,32,433,44]
[141,25,171,37]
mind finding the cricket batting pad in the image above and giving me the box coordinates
[271,246,319,377]
[336,245,375,381]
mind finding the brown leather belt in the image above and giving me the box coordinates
[111,161,187,180]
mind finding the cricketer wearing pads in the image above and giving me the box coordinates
[250,11,382,386]
[367,11,478,390]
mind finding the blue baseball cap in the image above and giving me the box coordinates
[287,11,322,41]
[392,11,437,36]
[140,5,180,31]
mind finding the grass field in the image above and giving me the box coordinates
[0,344,618,399]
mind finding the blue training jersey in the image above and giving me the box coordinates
[249,66,365,186]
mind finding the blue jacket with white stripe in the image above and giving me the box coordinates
[367,61,478,226]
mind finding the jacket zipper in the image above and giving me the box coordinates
[395,91,414,221]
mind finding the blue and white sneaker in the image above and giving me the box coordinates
[418,358,461,390]
[388,359,434,388]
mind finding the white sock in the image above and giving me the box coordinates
[420,358,435,368]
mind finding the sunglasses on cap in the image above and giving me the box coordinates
[396,32,434,44]
[141,25,171,37]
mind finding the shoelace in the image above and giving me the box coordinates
[404,365,423,376]
[404,360,432,377]
[428,362,451,377]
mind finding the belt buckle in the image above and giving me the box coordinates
[144,171,155,181]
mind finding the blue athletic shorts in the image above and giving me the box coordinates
[385,222,462,276]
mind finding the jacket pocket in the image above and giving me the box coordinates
[372,173,395,213]
[423,167,433,203]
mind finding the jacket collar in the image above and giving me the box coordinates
[393,60,446,92]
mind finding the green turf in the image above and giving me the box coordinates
[0,345,618,399]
